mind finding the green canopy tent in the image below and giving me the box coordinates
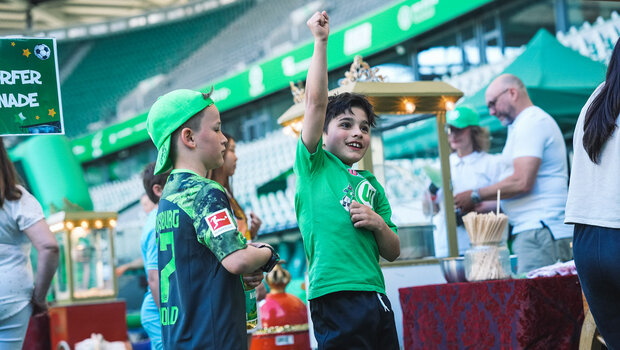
[384,28,607,159]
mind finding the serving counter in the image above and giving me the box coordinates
[398,275,584,349]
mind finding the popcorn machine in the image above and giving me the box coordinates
[47,211,118,303]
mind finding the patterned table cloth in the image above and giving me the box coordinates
[399,275,584,349]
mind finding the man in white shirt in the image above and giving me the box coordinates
[454,74,572,274]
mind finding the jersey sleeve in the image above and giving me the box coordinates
[193,184,246,262]
[144,228,158,271]
[294,135,325,177]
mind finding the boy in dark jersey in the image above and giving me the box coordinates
[295,11,401,349]
[146,89,279,349]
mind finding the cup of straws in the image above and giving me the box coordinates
[462,209,511,282]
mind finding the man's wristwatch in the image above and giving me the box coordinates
[257,244,280,273]
[471,189,482,204]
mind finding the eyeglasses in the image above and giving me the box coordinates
[446,126,466,136]
[487,88,510,109]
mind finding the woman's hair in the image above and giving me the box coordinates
[470,126,491,152]
[207,132,234,192]
[583,37,620,164]
[0,137,23,207]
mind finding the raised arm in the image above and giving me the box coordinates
[301,10,330,153]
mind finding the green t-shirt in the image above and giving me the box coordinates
[294,137,397,300]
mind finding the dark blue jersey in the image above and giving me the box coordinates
[157,170,247,349]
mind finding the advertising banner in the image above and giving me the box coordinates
[1,37,64,135]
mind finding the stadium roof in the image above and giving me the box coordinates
[0,0,224,35]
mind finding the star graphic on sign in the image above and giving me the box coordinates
[36,116,40,120]
[11,42,16,47]
[23,48,31,57]
[48,108,56,117]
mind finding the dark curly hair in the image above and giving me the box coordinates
[323,92,378,133]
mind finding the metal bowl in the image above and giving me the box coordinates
[397,225,435,260]
[439,256,467,283]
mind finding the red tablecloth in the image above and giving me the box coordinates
[399,275,584,350]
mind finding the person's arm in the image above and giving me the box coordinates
[301,10,330,154]
[147,269,160,308]
[23,220,60,315]
[349,201,400,261]
[454,156,541,213]
[115,258,144,277]
[221,243,273,275]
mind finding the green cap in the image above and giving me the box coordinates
[446,105,479,129]
[146,89,214,175]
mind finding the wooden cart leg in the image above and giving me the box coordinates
[579,308,607,350]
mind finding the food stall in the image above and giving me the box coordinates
[44,211,127,348]
[276,57,584,348]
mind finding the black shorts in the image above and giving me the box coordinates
[310,291,399,350]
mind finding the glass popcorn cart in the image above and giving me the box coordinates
[48,211,119,303]
[41,211,128,349]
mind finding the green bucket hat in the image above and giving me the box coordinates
[446,105,479,129]
[146,89,214,175]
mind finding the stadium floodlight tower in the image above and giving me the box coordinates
[278,56,464,257]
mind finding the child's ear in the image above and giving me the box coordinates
[180,127,196,148]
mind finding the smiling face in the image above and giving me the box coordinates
[323,106,370,166]
[194,105,228,170]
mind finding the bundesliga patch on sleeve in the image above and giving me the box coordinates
[206,208,236,237]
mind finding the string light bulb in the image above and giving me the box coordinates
[403,100,416,114]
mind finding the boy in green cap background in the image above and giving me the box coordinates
[295,11,400,349]
[146,88,280,350]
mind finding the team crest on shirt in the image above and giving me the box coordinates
[206,208,236,237]
[340,180,377,211]
[355,180,376,209]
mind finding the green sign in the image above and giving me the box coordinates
[72,0,491,162]
[1,38,63,135]
[209,0,491,112]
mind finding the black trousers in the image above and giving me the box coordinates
[310,291,399,350]
[573,224,620,350]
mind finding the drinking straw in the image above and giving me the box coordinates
[496,189,501,215]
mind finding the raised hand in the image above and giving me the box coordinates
[307,11,329,41]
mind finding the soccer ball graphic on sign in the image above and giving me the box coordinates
[34,44,51,60]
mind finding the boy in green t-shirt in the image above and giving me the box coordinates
[146,88,280,349]
[295,11,400,349]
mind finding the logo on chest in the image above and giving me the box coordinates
[206,208,236,237]
[340,180,377,212]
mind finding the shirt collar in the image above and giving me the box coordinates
[452,151,482,166]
